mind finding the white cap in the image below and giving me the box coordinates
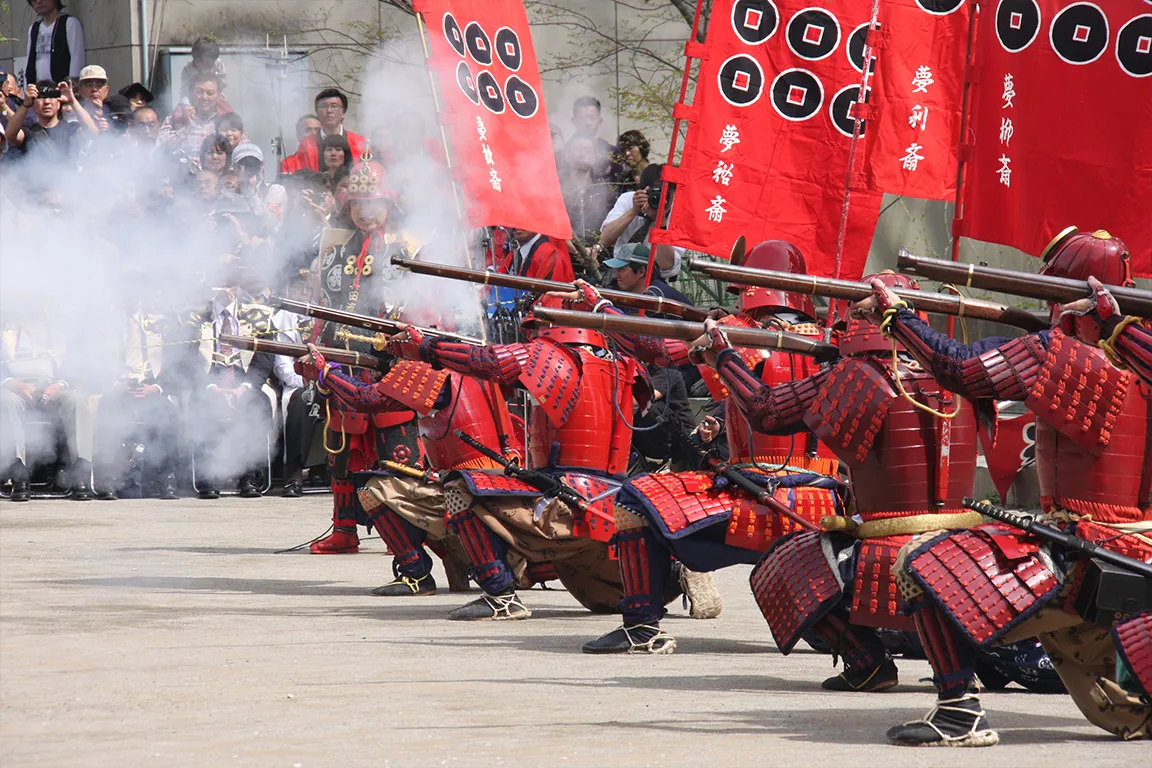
[78,65,108,82]
[231,143,264,165]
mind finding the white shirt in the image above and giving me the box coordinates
[602,191,684,279]
[26,16,86,81]
[270,309,304,390]
[517,233,543,263]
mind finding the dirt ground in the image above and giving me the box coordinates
[0,496,1144,767]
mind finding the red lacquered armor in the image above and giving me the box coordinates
[1028,332,1151,524]
[421,373,518,471]
[526,344,635,475]
[807,357,978,519]
[723,320,838,474]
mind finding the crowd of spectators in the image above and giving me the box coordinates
[1,27,719,504]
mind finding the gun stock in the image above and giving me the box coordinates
[530,307,840,362]
[391,256,709,321]
[219,334,383,371]
[686,258,1049,332]
[898,250,1152,319]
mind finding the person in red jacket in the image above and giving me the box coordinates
[281,89,367,174]
[510,228,574,283]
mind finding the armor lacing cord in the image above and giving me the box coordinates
[880,305,959,420]
[321,399,349,455]
[1099,315,1140,370]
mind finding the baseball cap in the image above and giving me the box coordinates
[78,65,108,83]
[603,243,651,270]
[231,143,264,165]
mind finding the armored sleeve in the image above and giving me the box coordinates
[886,309,1050,401]
[1102,317,1152,386]
[321,370,406,413]
[598,305,692,367]
[422,340,528,386]
[715,349,828,434]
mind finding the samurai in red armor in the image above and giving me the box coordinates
[861,228,1152,746]
[566,241,846,654]
[296,349,518,595]
[308,157,421,554]
[383,319,655,621]
[680,271,985,688]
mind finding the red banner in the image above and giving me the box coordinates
[414,0,572,239]
[652,1,883,278]
[962,0,1152,274]
[865,0,971,201]
[982,408,1036,501]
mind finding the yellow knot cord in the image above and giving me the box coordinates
[940,284,970,345]
[890,336,959,420]
[322,399,348,455]
[878,302,910,335]
[1099,315,1139,370]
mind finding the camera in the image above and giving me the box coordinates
[39,88,61,99]
[646,181,663,211]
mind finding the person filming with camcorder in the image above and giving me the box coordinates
[598,162,685,283]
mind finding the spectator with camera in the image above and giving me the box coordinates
[4,79,97,161]
[599,162,684,281]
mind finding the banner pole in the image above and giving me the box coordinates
[831,0,881,288]
[645,0,707,291]
[945,4,979,339]
[415,10,489,344]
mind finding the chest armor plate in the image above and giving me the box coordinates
[527,347,633,475]
[725,327,837,472]
[806,357,977,519]
[1029,331,1151,522]
[422,374,514,471]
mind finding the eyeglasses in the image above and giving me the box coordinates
[316,102,343,113]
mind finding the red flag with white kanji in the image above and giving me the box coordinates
[652,0,883,278]
[413,0,572,239]
[865,0,971,201]
[961,0,1152,274]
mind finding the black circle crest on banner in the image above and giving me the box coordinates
[770,68,823,121]
[847,22,878,73]
[717,54,765,107]
[456,60,480,104]
[829,84,869,138]
[731,0,780,45]
[476,70,505,114]
[1116,14,1152,77]
[443,13,466,57]
[996,0,1042,53]
[465,22,493,65]
[505,76,539,118]
[495,27,523,72]
[1050,2,1109,65]
[786,8,841,61]
[915,0,965,16]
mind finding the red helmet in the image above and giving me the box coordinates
[836,272,927,356]
[345,155,396,202]
[520,315,608,349]
[726,240,817,319]
[1039,227,1133,287]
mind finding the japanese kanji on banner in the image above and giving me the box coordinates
[652,0,883,278]
[413,0,572,239]
[962,0,1152,274]
[865,0,971,201]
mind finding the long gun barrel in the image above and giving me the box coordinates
[219,334,384,371]
[272,296,482,345]
[391,256,710,321]
[530,307,840,362]
[964,498,1152,579]
[899,250,1152,318]
[686,258,1049,332]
